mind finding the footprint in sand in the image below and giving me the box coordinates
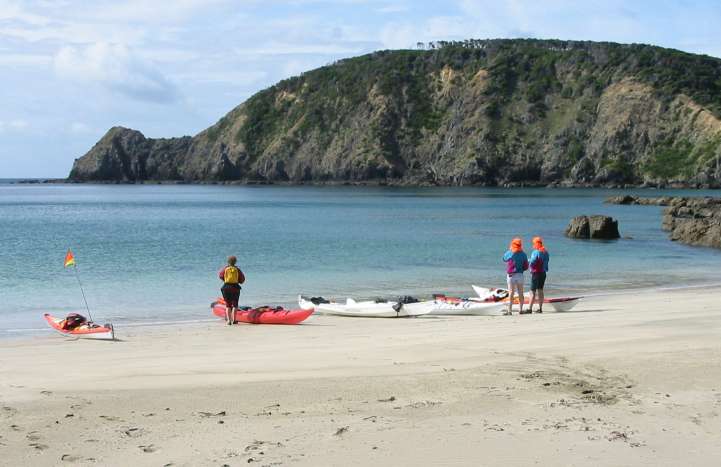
[122,427,145,438]
[60,454,81,462]
[139,444,157,453]
[245,440,266,452]
[29,443,49,451]
[99,415,123,422]
[405,400,442,409]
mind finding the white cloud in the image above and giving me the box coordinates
[0,119,29,132]
[0,53,52,66]
[455,0,646,43]
[282,58,327,77]
[53,42,180,104]
[376,4,409,14]
[379,21,418,49]
[82,0,232,23]
[0,0,51,26]
[378,14,485,50]
[234,42,366,57]
[176,70,268,86]
[69,122,91,133]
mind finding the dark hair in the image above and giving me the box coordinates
[227,255,237,266]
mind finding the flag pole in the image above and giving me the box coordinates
[67,250,93,322]
[73,265,93,322]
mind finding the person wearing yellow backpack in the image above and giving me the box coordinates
[218,256,245,325]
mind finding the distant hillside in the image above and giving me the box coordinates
[69,39,721,187]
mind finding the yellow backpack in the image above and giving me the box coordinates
[224,266,240,284]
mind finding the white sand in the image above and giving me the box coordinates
[2,287,721,466]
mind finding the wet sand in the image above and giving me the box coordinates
[2,287,721,466]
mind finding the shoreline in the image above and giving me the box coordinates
[2,285,721,466]
[3,280,721,340]
[5,178,721,189]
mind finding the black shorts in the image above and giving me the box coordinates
[221,284,241,308]
[531,272,546,291]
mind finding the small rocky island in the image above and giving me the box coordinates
[606,195,721,248]
[565,215,620,239]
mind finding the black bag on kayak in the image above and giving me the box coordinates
[309,296,330,305]
[62,313,87,330]
[397,296,419,304]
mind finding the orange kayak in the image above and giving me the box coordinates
[44,313,115,340]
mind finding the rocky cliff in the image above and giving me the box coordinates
[69,39,721,186]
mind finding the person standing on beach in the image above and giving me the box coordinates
[218,256,245,325]
[502,238,529,315]
[528,237,550,314]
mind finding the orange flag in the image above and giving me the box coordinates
[64,249,75,268]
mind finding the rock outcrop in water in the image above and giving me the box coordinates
[663,198,721,248]
[604,195,672,206]
[565,215,620,239]
[606,195,721,248]
[69,39,721,186]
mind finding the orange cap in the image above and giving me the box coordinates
[533,236,546,252]
[510,237,523,252]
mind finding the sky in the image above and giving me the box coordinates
[1,0,721,178]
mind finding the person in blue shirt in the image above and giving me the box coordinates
[502,238,529,315]
[528,236,550,313]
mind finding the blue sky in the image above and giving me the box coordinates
[1,0,721,178]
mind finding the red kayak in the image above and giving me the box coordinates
[44,313,115,340]
[211,298,313,325]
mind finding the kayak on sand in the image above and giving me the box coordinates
[298,295,432,318]
[43,313,115,340]
[211,298,313,324]
[471,285,582,312]
[300,294,506,317]
[429,294,507,316]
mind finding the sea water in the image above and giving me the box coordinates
[1,183,719,336]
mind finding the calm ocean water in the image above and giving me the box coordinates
[1,184,720,336]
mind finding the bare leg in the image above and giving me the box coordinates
[507,285,514,315]
[529,290,537,313]
[538,289,544,313]
[517,283,525,314]
[230,307,236,325]
[225,305,232,325]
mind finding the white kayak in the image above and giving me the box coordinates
[298,295,432,318]
[428,294,507,316]
[472,285,582,312]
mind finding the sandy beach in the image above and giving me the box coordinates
[2,287,721,466]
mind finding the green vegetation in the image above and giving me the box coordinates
[644,140,694,179]
[603,157,636,181]
[567,139,585,162]
[234,39,721,153]
[73,39,721,185]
